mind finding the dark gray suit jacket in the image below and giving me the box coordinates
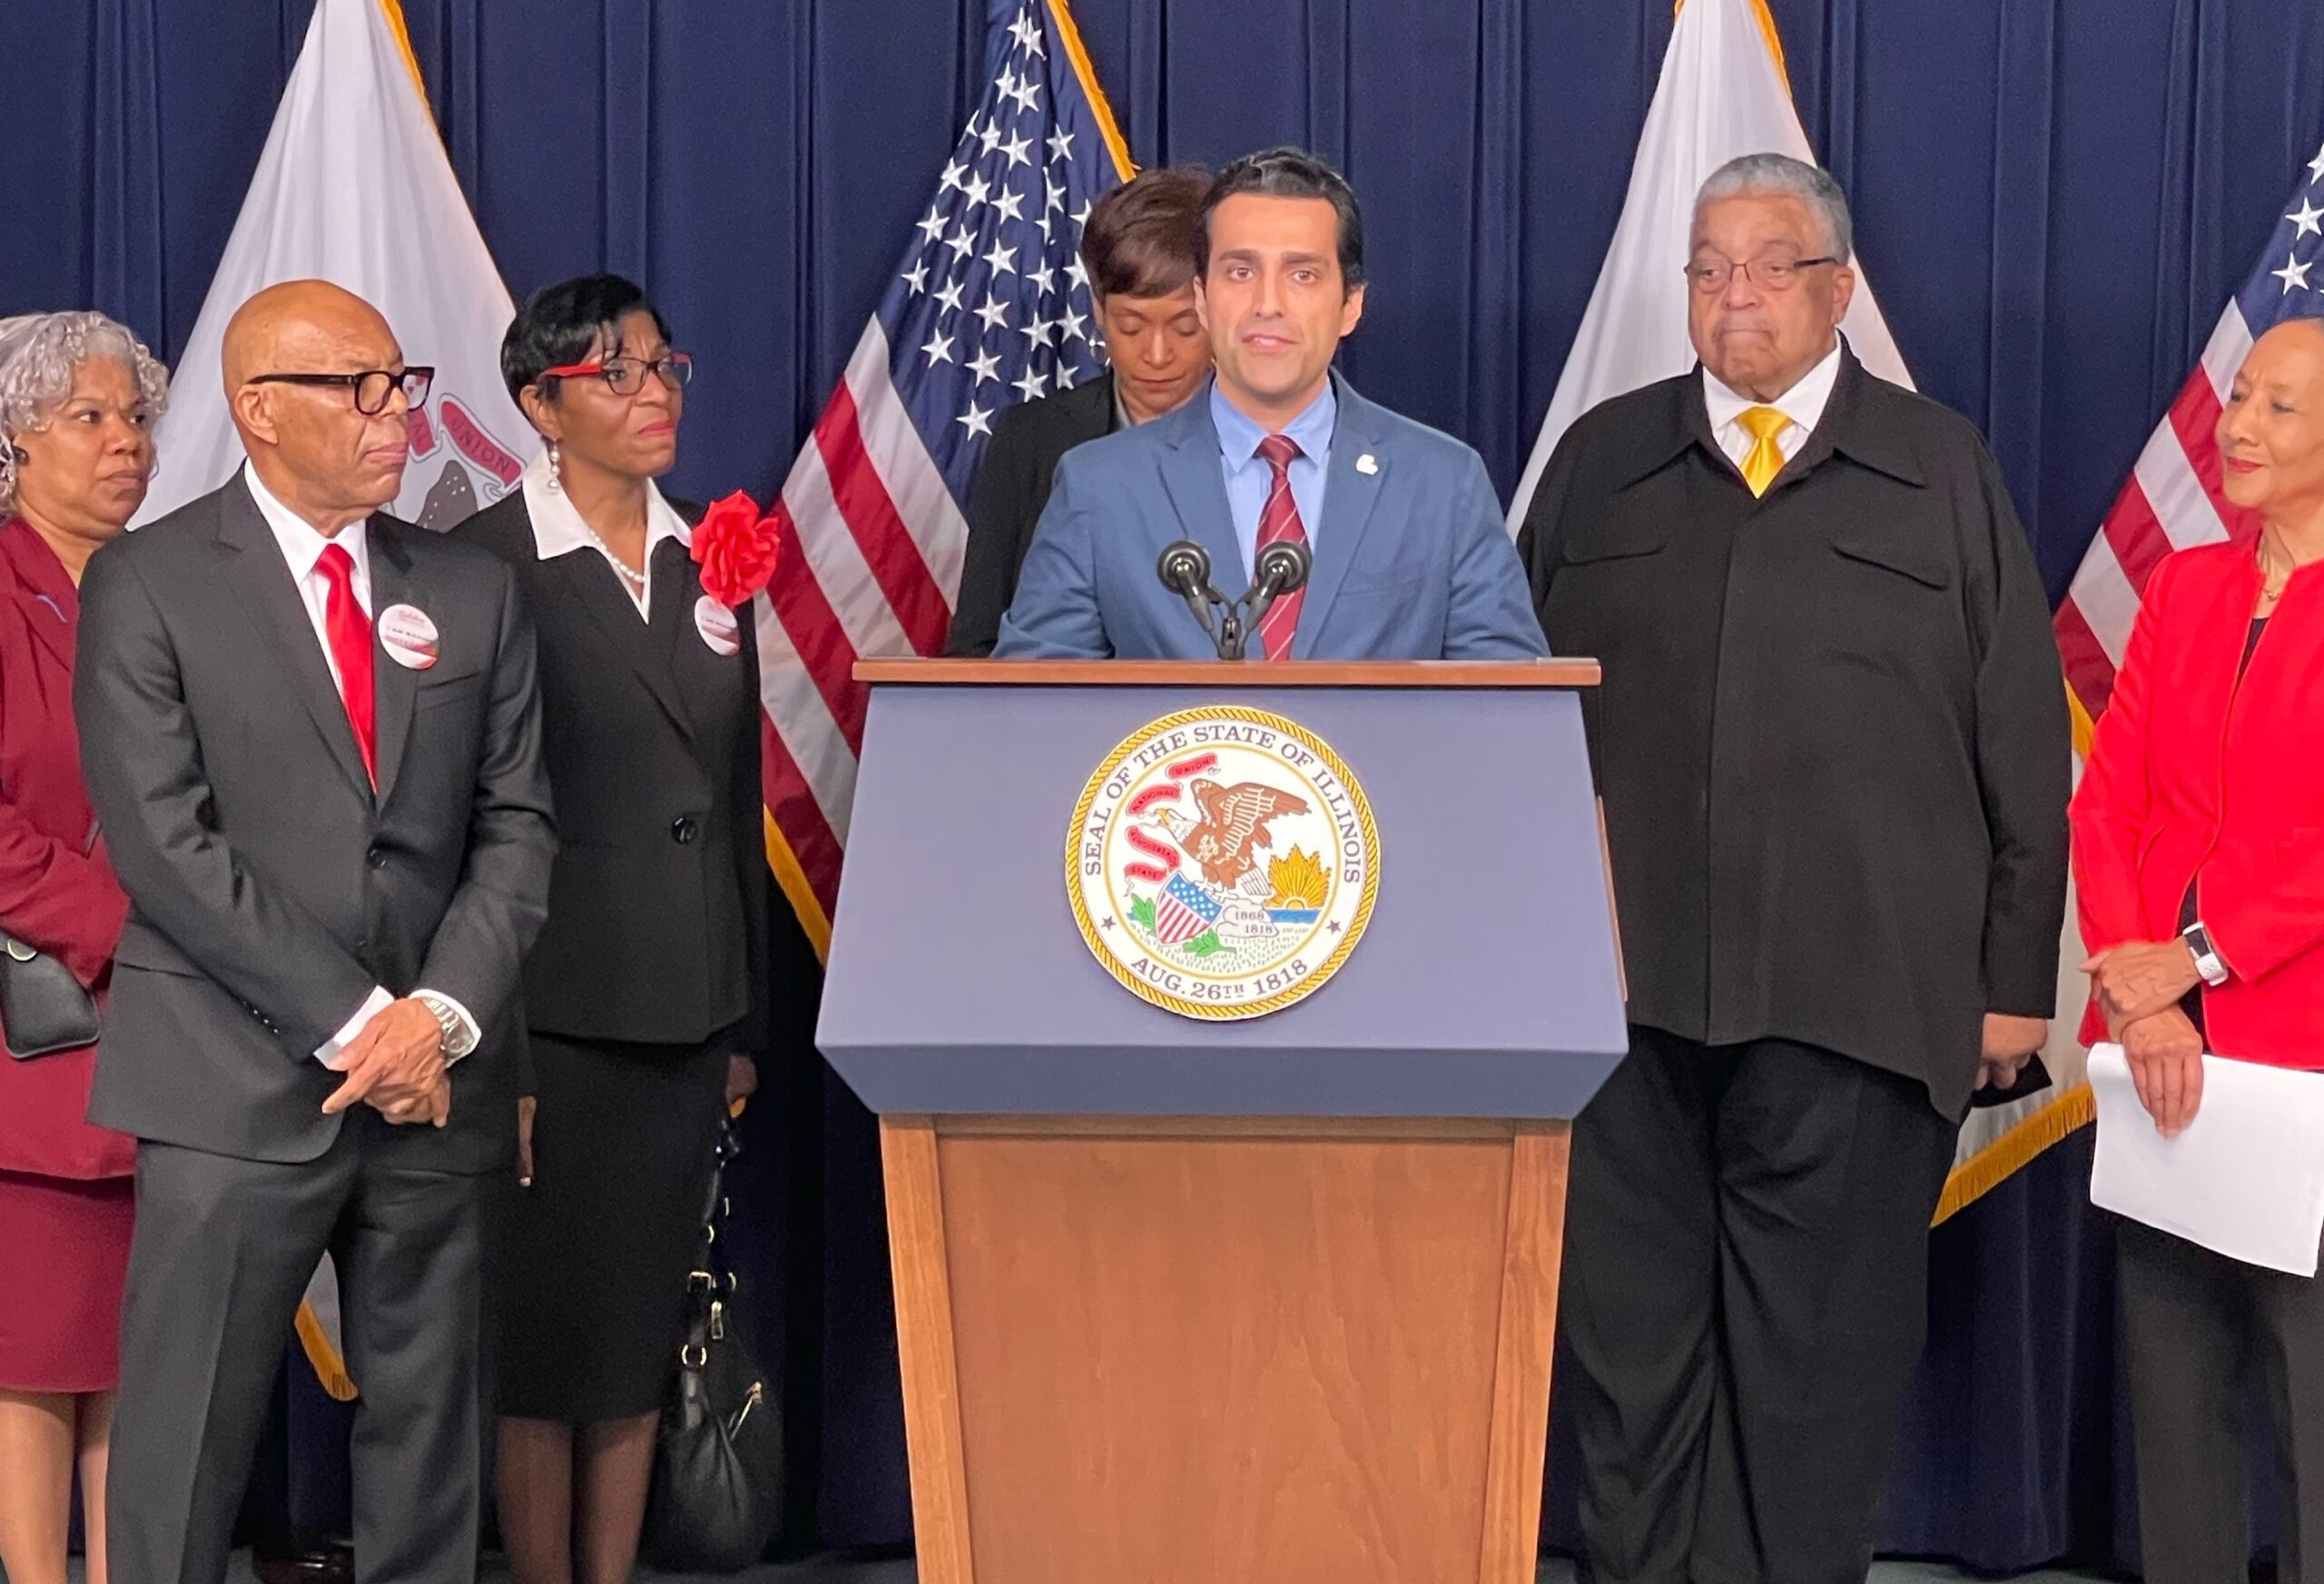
[75,477,556,1171]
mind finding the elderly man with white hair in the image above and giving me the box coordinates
[1518,153,2071,1583]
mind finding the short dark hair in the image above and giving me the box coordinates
[1196,147,1364,291]
[500,274,674,399]
[1080,166,1209,300]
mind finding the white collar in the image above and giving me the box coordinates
[518,448,691,565]
[242,461,369,582]
[1701,339,1845,445]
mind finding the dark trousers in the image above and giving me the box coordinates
[1561,1027,1957,1584]
[106,1119,482,1584]
[2120,1218,2324,1584]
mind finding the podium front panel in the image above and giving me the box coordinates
[820,680,1627,1119]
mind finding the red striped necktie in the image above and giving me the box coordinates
[1254,433,1308,661]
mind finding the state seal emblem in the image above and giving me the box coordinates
[1066,707,1380,1020]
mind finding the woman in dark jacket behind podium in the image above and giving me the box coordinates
[460,275,766,1584]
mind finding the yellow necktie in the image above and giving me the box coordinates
[1738,405,1789,497]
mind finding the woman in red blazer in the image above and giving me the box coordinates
[2072,314,2324,1584]
[0,312,164,1584]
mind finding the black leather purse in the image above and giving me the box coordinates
[640,1120,783,1571]
[0,933,102,1058]
[1,819,102,1060]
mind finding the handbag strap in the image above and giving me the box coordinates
[687,1121,743,1295]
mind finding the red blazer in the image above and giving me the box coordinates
[2073,541,2324,1065]
[0,520,133,1178]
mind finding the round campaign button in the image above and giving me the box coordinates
[694,595,742,657]
[377,604,439,671]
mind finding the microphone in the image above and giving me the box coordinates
[1156,540,1227,655]
[1230,539,1313,656]
[1252,539,1311,602]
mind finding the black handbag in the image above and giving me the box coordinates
[1,819,102,1059]
[640,1120,783,1572]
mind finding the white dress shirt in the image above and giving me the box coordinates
[518,449,691,617]
[241,465,479,1068]
[1701,339,1845,470]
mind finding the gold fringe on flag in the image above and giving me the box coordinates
[377,0,431,113]
[294,1297,359,1402]
[765,808,832,964]
[1674,0,1792,99]
[1047,0,1137,182]
[1932,1081,2095,1226]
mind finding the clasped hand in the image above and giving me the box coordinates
[2120,1006,2206,1136]
[321,999,450,1127]
[2083,939,2201,1028]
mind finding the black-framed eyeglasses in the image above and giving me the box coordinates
[247,367,435,417]
[1683,255,1841,294]
[537,352,694,398]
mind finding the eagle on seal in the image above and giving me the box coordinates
[1147,778,1310,898]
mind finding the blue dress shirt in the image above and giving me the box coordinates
[1211,379,1336,582]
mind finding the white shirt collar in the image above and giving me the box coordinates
[243,461,369,594]
[518,449,691,616]
[1701,339,1845,463]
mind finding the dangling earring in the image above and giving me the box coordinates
[545,440,564,494]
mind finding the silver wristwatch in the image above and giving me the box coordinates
[415,990,478,1059]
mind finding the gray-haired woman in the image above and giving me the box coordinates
[0,310,167,1584]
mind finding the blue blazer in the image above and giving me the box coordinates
[992,376,1548,660]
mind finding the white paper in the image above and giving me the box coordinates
[2089,1043,2324,1276]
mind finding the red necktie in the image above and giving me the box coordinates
[1255,433,1308,661]
[314,542,376,786]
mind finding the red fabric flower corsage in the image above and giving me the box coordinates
[690,490,783,605]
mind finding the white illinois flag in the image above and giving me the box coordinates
[141,0,532,1401]
[139,0,532,530]
[1506,0,1909,531]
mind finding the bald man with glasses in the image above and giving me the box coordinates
[75,280,555,1584]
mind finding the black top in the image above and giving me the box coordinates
[946,369,1118,655]
[458,489,768,1067]
[1518,347,2073,1117]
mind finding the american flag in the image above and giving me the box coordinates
[1152,872,1224,947]
[753,0,1129,953]
[2053,140,2324,739]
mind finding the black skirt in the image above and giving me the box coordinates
[487,1031,727,1422]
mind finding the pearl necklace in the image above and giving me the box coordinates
[576,517,648,589]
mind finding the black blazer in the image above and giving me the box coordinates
[460,489,768,1064]
[1518,347,2070,1117]
[75,478,556,1170]
[946,369,1118,655]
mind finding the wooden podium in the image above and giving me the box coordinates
[819,661,1626,1584]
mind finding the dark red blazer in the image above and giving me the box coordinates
[2073,540,2324,1065]
[0,520,133,1178]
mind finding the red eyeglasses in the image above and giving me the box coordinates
[538,352,694,397]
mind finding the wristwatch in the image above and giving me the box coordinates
[415,989,478,1059]
[2181,921,2230,988]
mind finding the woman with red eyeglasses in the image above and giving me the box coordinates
[460,276,767,1584]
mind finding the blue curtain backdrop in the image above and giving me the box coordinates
[7,0,2324,1569]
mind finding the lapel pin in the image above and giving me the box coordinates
[1356,453,1379,476]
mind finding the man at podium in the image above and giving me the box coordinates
[993,148,1545,662]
